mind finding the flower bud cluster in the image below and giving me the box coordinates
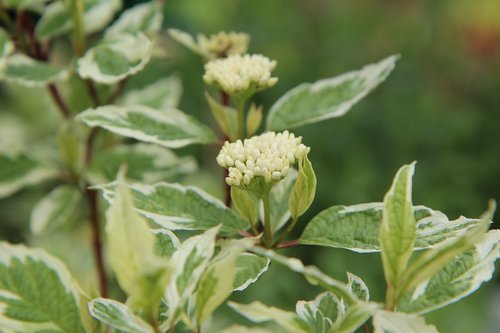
[203,54,278,95]
[217,131,310,187]
[198,32,250,59]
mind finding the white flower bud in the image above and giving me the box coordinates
[203,54,278,95]
[216,131,310,187]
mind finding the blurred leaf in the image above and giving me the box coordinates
[35,0,122,39]
[88,298,154,333]
[346,272,370,302]
[246,104,263,137]
[301,203,488,252]
[0,54,68,87]
[77,105,217,148]
[220,326,272,333]
[153,229,180,258]
[105,1,163,38]
[195,240,246,324]
[105,170,169,312]
[380,163,416,306]
[1,0,46,12]
[168,29,203,57]
[205,92,238,141]
[0,28,14,60]
[120,76,183,110]
[77,32,152,84]
[296,293,338,333]
[397,230,500,314]
[372,311,439,333]
[163,226,219,326]
[231,186,259,227]
[0,242,86,332]
[229,301,305,333]
[30,184,82,235]
[0,149,57,199]
[266,55,399,131]
[330,302,374,333]
[398,225,487,303]
[87,143,197,185]
[233,253,270,291]
[289,154,316,220]
[265,168,297,233]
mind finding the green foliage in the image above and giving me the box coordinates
[266,55,399,131]
[77,105,217,148]
[0,1,499,332]
[0,242,87,332]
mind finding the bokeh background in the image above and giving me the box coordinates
[1,0,499,332]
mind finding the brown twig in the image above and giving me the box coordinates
[85,79,100,107]
[275,238,300,249]
[107,78,128,104]
[83,126,107,296]
[47,84,71,118]
[220,91,232,207]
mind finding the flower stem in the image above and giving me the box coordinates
[236,98,245,140]
[262,193,272,247]
[273,217,298,248]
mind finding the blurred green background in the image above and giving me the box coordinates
[1,0,499,332]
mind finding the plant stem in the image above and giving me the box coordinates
[85,80,100,107]
[220,91,232,207]
[47,84,71,118]
[385,283,395,311]
[107,78,128,104]
[84,125,107,296]
[236,98,245,140]
[262,193,272,247]
[273,217,298,248]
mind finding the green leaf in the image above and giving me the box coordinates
[397,225,487,303]
[30,184,82,235]
[246,104,263,137]
[105,1,163,37]
[35,0,122,39]
[372,311,439,333]
[252,248,356,305]
[233,253,270,291]
[88,298,154,333]
[295,293,340,333]
[315,292,344,327]
[266,55,399,131]
[268,168,297,233]
[229,301,305,333]
[231,187,259,227]
[120,76,183,110]
[96,181,247,235]
[168,29,203,57]
[77,105,217,148]
[220,326,272,333]
[397,230,500,314]
[77,32,152,84]
[105,170,169,312]
[163,226,219,326]
[0,28,14,60]
[0,149,57,199]
[0,54,68,87]
[195,240,246,324]
[2,0,46,12]
[0,242,86,332]
[300,203,487,252]
[289,154,316,220]
[205,92,238,141]
[346,272,369,302]
[379,163,416,296]
[87,143,197,185]
[330,303,375,333]
[154,229,180,258]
